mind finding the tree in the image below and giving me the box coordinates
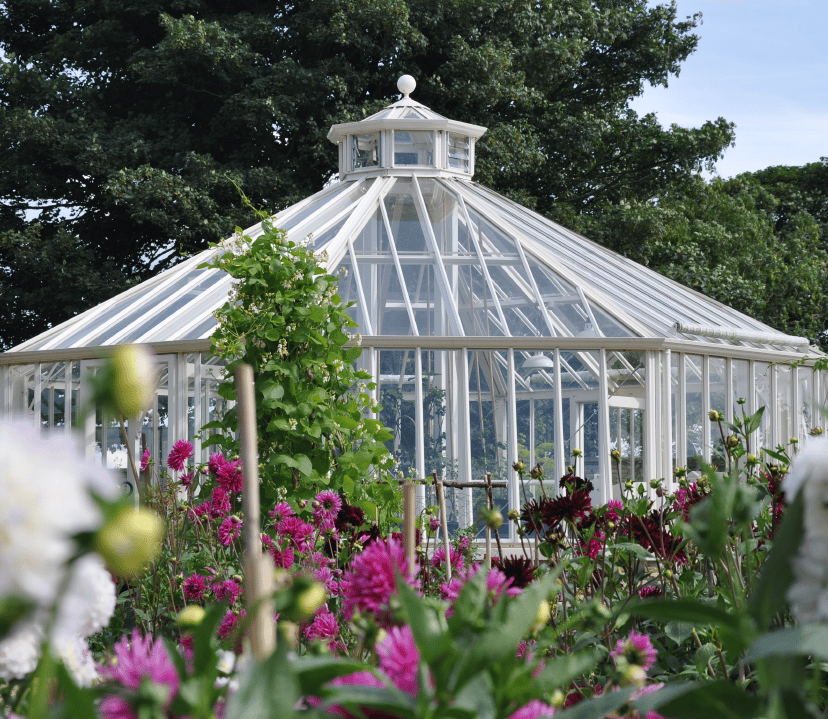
[571,173,828,344]
[0,0,734,349]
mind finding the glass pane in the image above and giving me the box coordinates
[447,132,470,172]
[732,359,749,421]
[394,130,433,166]
[777,364,792,449]
[754,362,771,450]
[710,358,727,468]
[685,355,703,474]
[797,368,812,438]
[352,133,381,169]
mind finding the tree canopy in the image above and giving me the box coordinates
[0,0,736,349]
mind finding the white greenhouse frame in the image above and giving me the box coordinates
[3,78,824,538]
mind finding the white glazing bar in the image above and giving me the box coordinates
[702,356,711,464]
[597,349,612,504]
[79,361,97,461]
[747,359,756,430]
[193,354,202,460]
[33,363,42,432]
[177,353,189,456]
[458,349,474,524]
[512,224,559,338]
[379,199,419,335]
[346,240,375,335]
[770,366,779,450]
[529,400,536,472]
[813,368,821,433]
[677,354,688,470]
[791,365,800,443]
[630,408,636,487]
[725,358,734,425]
[553,348,566,492]
[64,361,73,431]
[662,349,673,486]
[453,191,510,332]
[369,348,379,422]
[412,177,464,336]
[0,366,8,420]
[287,178,367,243]
[415,348,426,510]
[507,349,520,517]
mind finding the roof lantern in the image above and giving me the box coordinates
[327,76,487,179]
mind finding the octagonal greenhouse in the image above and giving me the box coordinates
[3,77,824,537]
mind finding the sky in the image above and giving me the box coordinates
[629,0,828,179]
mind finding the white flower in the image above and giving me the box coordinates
[52,634,99,687]
[784,436,828,623]
[0,422,118,608]
[0,617,43,680]
[216,649,236,675]
[54,553,117,639]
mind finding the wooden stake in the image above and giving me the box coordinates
[485,472,504,564]
[235,364,275,660]
[403,481,416,569]
[434,471,452,582]
[484,475,492,573]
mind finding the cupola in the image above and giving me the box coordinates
[327,76,487,179]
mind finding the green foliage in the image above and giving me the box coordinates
[0,0,734,348]
[572,172,828,344]
[203,219,394,502]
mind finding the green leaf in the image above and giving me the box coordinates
[694,643,717,676]
[55,662,97,719]
[294,454,313,477]
[747,625,828,662]
[554,685,638,719]
[225,638,299,719]
[633,680,762,719]
[748,490,804,627]
[532,649,601,695]
[293,656,370,696]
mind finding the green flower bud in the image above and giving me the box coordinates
[97,507,164,578]
[178,605,206,628]
[111,345,155,418]
[708,410,721,422]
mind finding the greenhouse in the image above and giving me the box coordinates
[1,76,823,535]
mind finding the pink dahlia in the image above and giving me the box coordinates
[341,538,416,627]
[183,573,207,602]
[269,501,295,526]
[216,459,243,494]
[100,630,179,717]
[218,515,243,546]
[139,448,151,473]
[432,545,464,571]
[611,630,658,671]
[313,490,342,523]
[179,471,194,489]
[377,625,421,697]
[305,605,340,642]
[606,499,623,523]
[508,699,556,719]
[208,452,228,476]
[218,609,245,640]
[212,579,242,604]
[210,487,231,518]
[167,440,194,472]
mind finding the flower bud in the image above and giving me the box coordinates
[745,454,758,466]
[811,427,824,436]
[790,437,799,444]
[297,582,326,620]
[726,435,740,449]
[531,601,551,634]
[621,664,647,687]
[708,410,721,422]
[482,508,503,531]
[610,449,621,463]
[649,479,660,489]
[529,463,544,480]
[572,448,583,458]
[97,507,164,578]
[624,480,633,490]
[178,605,206,628]
[507,509,520,522]
[512,461,526,473]
[111,345,155,418]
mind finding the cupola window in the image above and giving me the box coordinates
[352,133,381,169]
[446,132,470,172]
[394,130,433,166]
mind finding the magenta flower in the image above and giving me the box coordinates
[218,609,245,640]
[139,448,150,473]
[305,605,340,642]
[508,699,557,719]
[313,490,342,523]
[610,630,658,671]
[179,471,194,489]
[210,487,231,518]
[167,440,194,472]
[341,538,416,627]
[270,544,295,570]
[218,515,243,546]
[216,459,243,494]
[606,499,623,523]
[100,630,179,717]
[377,625,421,697]
[432,545,464,571]
[183,573,207,602]
[212,579,242,604]
[208,452,228,476]
[269,501,295,526]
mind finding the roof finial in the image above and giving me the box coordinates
[397,75,416,99]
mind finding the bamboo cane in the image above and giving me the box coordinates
[235,364,276,660]
[434,470,452,582]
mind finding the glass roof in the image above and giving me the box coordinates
[8,87,810,355]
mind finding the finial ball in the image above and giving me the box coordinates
[397,75,416,97]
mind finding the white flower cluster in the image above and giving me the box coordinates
[0,423,118,685]
[785,436,828,623]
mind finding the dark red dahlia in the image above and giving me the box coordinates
[559,473,595,494]
[494,556,536,589]
[520,499,544,535]
[540,491,592,530]
[335,503,366,533]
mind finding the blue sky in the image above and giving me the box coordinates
[630,0,827,178]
